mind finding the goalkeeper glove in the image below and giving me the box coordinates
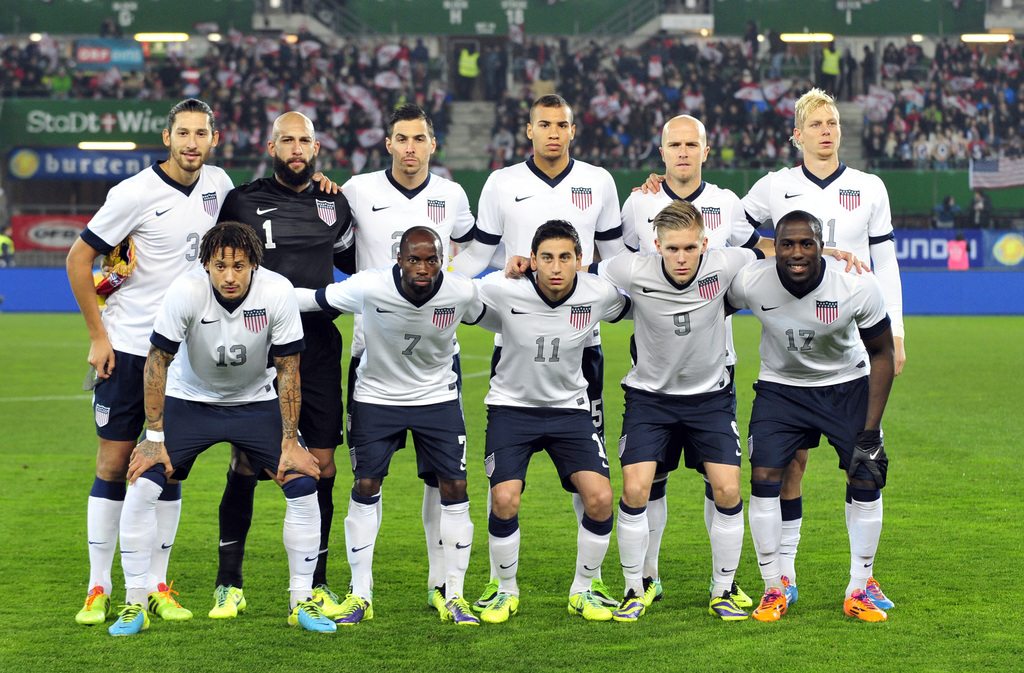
[848,429,888,489]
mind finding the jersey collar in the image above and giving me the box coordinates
[800,162,846,190]
[153,161,199,197]
[525,268,579,308]
[526,156,574,188]
[385,168,431,199]
[665,180,705,203]
[392,264,445,307]
[659,253,706,291]
[776,258,826,298]
[266,175,315,196]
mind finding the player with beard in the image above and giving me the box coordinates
[210,112,354,619]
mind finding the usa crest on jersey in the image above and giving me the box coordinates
[571,187,593,210]
[316,199,337,226]
[701,206,722,231]
[816,300,838,324]
[244,308,268,333]
[203,192,219,217]
[698,274,720,300]
[569,305,592,329]
[839,189,860,211]
[432,306,456,329]
[427,199,446,224]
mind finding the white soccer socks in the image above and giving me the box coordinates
[709,500,744,597]
[345,488,380,600]
[440,498,473,600]
[780,496,803,583]
[846,486,883,597]
[749,481,783,590]
[616,500,649,597]
[148,483,182,590]
[644,477,668,581]
[423,483,445,590]
[87,477,126,595]
[488,512,521,597]
[118,476,163,603]
[282,477,321,607]
[571,514,612,596]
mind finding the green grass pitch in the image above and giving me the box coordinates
[1,312,1022,672]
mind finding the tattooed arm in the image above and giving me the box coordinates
[127,345,175,484]
[274,353,320,481]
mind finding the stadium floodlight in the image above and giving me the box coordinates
[134,33,189,43]
[208,33,223,42]
[780,33,834,43]
[29,33,43,42]
[79,142,138,150]
[911,35,924,43]
[961,34,1013,43]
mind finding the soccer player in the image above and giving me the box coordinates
[66,98,233,626]
[210,111,354,620]
[472,220,631,624]
[741,88,903,607]
[108,221,334,635]
[619,114,770,610]
[295,227,485,626]
[595,201,763,622]
[726,210,894,623]
[341,103,476,614]
[450,94,626,609]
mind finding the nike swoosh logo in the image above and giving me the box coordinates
[455,542,471,549]
[375,307,393,313]
[735,449,742,457]
[219,540,238,547]
[863,562,873,568]
[371,205,391,212]
[621,563,640,569]
[121,550,137,554]
[720,568,736,574]
[351,544,372,553]
[758,560,772,566]
[868,449,881,460]
[161,543,172,550]
[499,562,517,569]
[641,287,656,293]
[256,207,278,215]
[156,208,171,217]
[514,195,534,202]
[88,541,104,545]
[647,217,656,223]
[201,318,220,324]
[583,565,599,571]
[510,308,528,315]
[304,556,318,562]
[761,305,780,311]
[784,193,801,199]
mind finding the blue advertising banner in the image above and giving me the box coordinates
[74,39,145,71]
[7,147,162,181]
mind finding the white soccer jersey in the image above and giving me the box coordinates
[152,266,304,405]
[297,267,485,406]
[742,163,904,338]
[82,163,234,356]
[475,271,630,409]
[727,258,890,387]
[598,247,758,396]
[343,169,475,356]
[621,181,757,254]
[620,180,759,366]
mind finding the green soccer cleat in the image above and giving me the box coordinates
[568,591,613,621]
[108,604,150,636]
[442,596,481,626]
[427,585,446,613]
[479,592,519,624]
[473,578,499,611]
[612,591,646,623]
[590,578,619,608]
[642,577,663,607]
[148,581,193,621]
[76,585,111,626]
[288,601,337,632]
[709,591,749,621]
[709,578,753,608]
[209,585,246,619]
[334,594,373,625]
[312,585,344,620]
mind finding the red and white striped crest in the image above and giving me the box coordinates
[244,308,268,333]
[316,199,337,226]
[701,206,722,231]
[816,300,838,324]
[698,275,720,300]
[95,404,110,428]
[569,305,591,330]
[839,189,860,211]
[203,192,219,217]
[432,307,456,329]
[427,199,446,224]
[571,187,593,211]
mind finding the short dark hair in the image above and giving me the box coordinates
[531,219,582,257]
[398,225,442,258]
[166,98,216,133]
[387,103,434,139]
[530,94,573,125]
[200,221,264,267]
[776,210,823,242]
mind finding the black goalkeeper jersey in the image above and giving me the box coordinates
[219,177,354,290]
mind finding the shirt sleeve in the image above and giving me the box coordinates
[471,274,504,333]
[868,238,904,339]
[741,173,773,228]
[724,189,760,247]
[725,264,751,310]
[270,277,306,350]
[83,179,142,252]
[594,169,627,257]
[321,270,368,314]
[217,188,241,224]
[599,278,631,323]
[451,185,476,243]
[620,192,641,252]
[151,276,192,349]
[852,271,889,333]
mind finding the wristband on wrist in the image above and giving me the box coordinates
[146,429,165,442]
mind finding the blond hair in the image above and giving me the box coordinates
[653,200,705,244]
[790,88,839,150]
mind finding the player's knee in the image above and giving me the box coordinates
[711,481,741,509]
[490,483,520,518]
[353,477,381,498]
[580,483,613,520]
[309,448,336,478]
[438,478,467,502]
[620,479,651,510]
[751,466,785,484]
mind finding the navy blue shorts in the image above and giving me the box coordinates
[92,350,147,442]
[348,398,467,481]
[484,406,609,493]
[748,378,870,476]
[619,386,742,474]
[164,397,284,480]
[296,314,343,449]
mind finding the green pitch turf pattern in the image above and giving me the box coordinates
[1,313,1022,672]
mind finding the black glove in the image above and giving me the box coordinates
[848,429,888,489]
